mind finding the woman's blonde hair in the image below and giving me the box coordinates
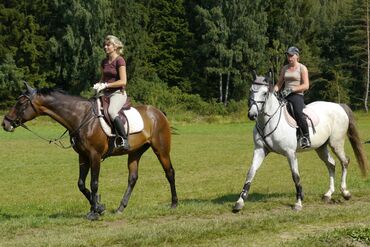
[105,35,124,55]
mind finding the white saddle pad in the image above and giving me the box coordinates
[97,99,144,137]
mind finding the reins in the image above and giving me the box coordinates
[19,100,98,149]
[252,87,285,151]
[256,96,284,139]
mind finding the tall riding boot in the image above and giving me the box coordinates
[299,118,311,149]
[113,117,130,150]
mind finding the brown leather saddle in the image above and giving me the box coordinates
[99,95,132,129]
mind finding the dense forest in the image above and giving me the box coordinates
[1,0,369,112]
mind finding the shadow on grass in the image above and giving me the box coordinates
[179,192,291,206]
[212,192,290,204]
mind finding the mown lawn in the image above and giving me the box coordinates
[0,113,369,246]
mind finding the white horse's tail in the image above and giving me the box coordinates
[340,104,369,177]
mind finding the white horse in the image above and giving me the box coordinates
[233,73,368,212]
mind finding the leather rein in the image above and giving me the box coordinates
[6,92,98,149]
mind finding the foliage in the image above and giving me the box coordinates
[0,0,369,111]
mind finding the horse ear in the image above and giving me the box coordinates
[23,81,36,94]
[268,69,274,85]
[252,70,257,80]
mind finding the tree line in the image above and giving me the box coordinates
[0,0,369,111]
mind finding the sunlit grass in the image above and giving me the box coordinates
[0,113,369,246]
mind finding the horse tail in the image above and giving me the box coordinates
[159,110,179,135]
[340,104,369,177]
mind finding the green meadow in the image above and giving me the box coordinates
[0,113,369,246]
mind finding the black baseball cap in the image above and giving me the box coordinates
[286,46,300,55]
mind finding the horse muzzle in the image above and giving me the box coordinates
[248,105,258,120]
[248,112,257,121]
[2,118,16,132]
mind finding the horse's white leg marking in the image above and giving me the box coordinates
[286,150,303,210]
[315,145,336,200]
[233,147,267,212]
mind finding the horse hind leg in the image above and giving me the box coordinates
[152,147,178,208]
[116,145,150,213]
[315,145,336,202]
[330,141,351,200]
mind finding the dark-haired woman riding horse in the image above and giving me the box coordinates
[2,83,178,220]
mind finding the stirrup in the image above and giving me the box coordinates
[114,136,130,150]
[300,136,311,149]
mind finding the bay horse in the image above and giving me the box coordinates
[233,73,368,212]
[2,82,178,220]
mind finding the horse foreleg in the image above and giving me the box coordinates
[77,157,92,204]
[116,146,149,213]
[233,147,267,213]
[287,152,303,211]
[315,145,336,202]
[86,156,105,220]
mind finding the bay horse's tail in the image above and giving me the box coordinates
[340,104,369,177]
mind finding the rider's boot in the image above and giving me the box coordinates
[301,134,311,149]
[113,117,130,150]
[299,116,311,149]
[301,135,311,149]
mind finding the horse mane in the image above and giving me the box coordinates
[36,88,88,101]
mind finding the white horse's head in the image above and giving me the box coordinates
[248,71,274,120]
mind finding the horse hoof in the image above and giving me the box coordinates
[96,204,106,215]
[342,192,351,200]
[232,207,241,213]
[86,211,100,221]
[171,202,178,209]
[322,195,331,203]
[115,205,125,214]
[232,201,244,213]
[293,204,302,211]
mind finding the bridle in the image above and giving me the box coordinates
[4,92,38,129]
[249,81,270,113]
[4,90,98,149]
[249,81,285,150]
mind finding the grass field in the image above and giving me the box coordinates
[0,113,369,246]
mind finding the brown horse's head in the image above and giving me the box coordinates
[2,81,39,132]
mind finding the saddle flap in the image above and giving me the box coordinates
[284,105,320,128]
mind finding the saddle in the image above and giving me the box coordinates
[284,102,320,129]
[100,95,131,128]
[96,96,144,137]
[96,96,144,159]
